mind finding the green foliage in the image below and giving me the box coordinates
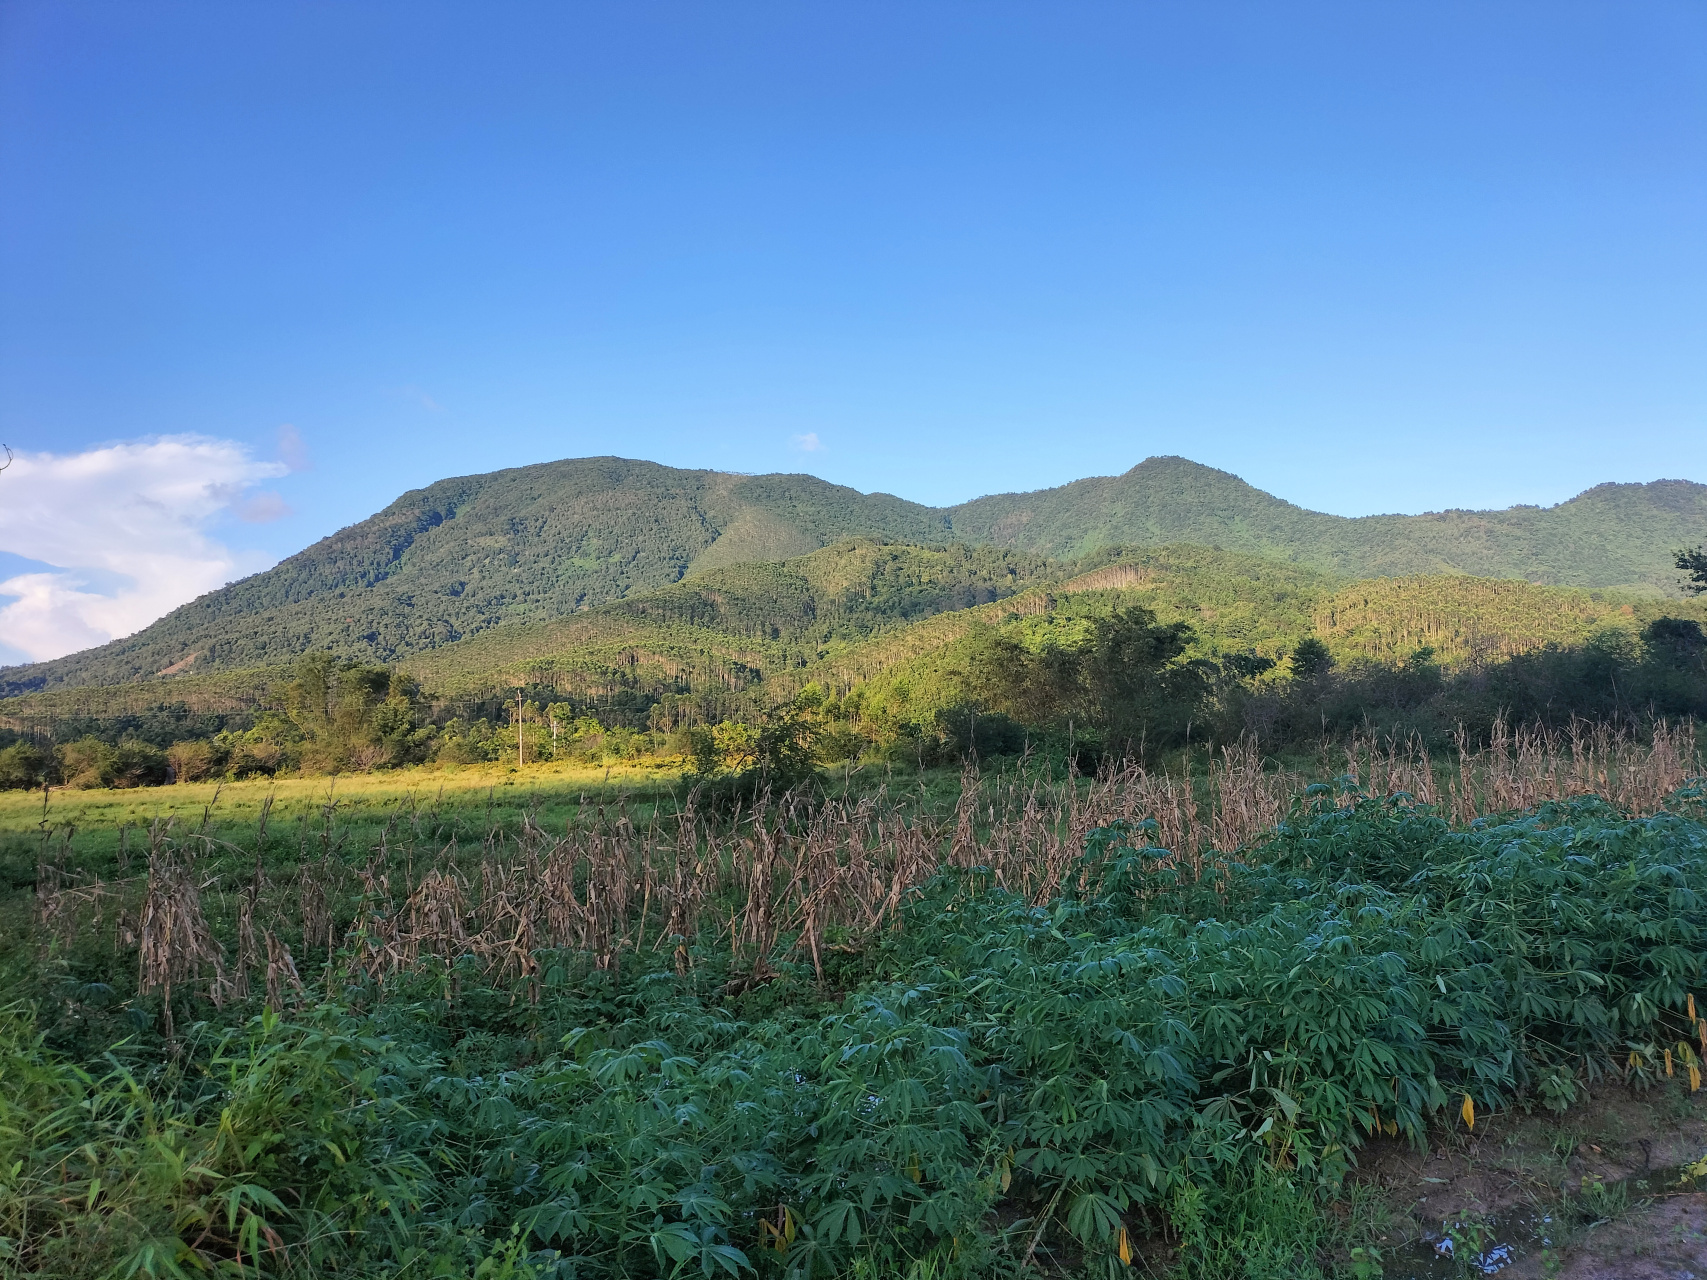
[166,738,230,783]
[1168,1170,1326,1280]
[951,605,1207,752]
[1645,616,1707,660]
[0,742,45,791]
[682,699,825,806]
[215,712,303,780]
[0,464,958,693]
[1290,637,1332,678]
[949,457,1707,592]
[8,537,1707,787]
[54,737,171,789]
[1239,622,1707,747]
[0,1004,428,1279]
[1678,545,1707,596]
[8,455,1705,697]
[285,655,434,772]
[10,788,1707,1277]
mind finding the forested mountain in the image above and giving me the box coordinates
[5,453,1703,695]
[10,540,1701,735]
[1,460,948,693]
[948,456,1707,588]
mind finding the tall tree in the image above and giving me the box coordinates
[1678,546,1707,596]
[958,605,1205,751]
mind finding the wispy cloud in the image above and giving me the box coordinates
[236,491,293,523]
[278,423,313,472]
[0,435,287,664]
[791,432,824,453]
[391,385,445,413]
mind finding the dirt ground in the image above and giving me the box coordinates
[1343,1077,1707,1278]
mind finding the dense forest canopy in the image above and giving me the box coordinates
[3,538,1705,791]
[6,455,1706,695]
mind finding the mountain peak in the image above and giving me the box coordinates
[5,453,1704,694]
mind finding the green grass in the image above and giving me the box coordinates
[1,760,690,852]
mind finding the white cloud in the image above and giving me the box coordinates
[0,435,287,664]
[791,432,824,452]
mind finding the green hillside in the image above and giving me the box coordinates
[0,460,948,694]
[14,538,1699,746]
[1311,575,1678,666]
[0,540,1061,721]
[948,456,1707,589]
[4,453,1703,696]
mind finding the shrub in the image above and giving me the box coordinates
[107,740,172,788]
[166,739,229,783]
[812,723,869,764]
[55,737,112,788]
[0,1006,426,1279]
[54,737,171,789]
[0,741,45,790]
[934,705,1027,759]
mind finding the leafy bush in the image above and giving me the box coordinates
[167,738,230,783]
[0,1006,424,1279]
[54,737,171,789]
[933,705,1028,759]
[0,742,45,790]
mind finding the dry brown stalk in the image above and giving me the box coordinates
[232,859,269,1001]
[1344,731,1438,807]
[298,855,341,962]
[263,929,304,1011]
[67,716,1697,1009]
[1447,717,1697,819]
[137,842,231,1037]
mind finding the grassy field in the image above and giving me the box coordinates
[0,756,997,886]
[2,759,689,837]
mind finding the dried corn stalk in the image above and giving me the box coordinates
[137,846,230,1037]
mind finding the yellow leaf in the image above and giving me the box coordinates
[1667,1049,1675,1078]
[1690,1064,1701,1093]
[1118,1226,1133,1266]
[1460,1094,1475,1131]
[1690,993,1696,1022]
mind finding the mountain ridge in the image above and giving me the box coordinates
[5,454,1703,694]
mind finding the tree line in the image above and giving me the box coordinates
[4,596,1705,792]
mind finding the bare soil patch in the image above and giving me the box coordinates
[1341,1078,1707,1278]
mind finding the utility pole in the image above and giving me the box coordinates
[515,685,525,768]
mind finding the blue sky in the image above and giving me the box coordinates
[1,2,1704,661]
